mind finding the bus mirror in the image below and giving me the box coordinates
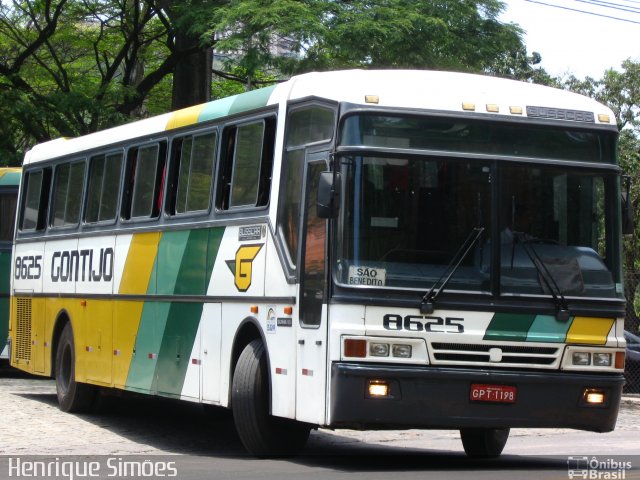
[622,175,634,235]
[317,171,340,219]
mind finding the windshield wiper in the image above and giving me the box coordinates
[420,227,484,314]
[515,235,570,321]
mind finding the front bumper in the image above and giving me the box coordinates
[330,362,624,432]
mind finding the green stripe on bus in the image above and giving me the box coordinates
[154,227,224,396]
[126,231,190,392]
[125,302,171,393]
[525,315,571,343]
[198,96,236,123]
[156,230,191,294]
[483,313,536,342]
[0,171,20,186]
[228,85,276,116]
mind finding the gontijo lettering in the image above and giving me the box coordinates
[51,248,114,282]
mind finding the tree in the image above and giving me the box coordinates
[560,60,640,328]
[0,0,220,164]
[209,0,530,79]
[0,0,530,165]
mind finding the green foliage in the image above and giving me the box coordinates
[0,0,534,164]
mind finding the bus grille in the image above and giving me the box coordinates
[429,342,560,368]
[15,298,32,362]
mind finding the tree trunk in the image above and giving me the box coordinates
[171,31,212,110]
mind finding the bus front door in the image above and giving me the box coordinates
[296,156,329,425]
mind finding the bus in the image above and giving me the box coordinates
[1,167,20,360]
[8,70,627,457]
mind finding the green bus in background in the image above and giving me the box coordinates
[0,168,20,360]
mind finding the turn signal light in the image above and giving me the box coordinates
[344,339,367,358]
[615,351,625,369]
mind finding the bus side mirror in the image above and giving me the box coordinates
[622,175,634,235]
[317,171,340,219]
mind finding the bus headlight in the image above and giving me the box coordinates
[392,344,412,358]
[593,353,612,367]
[369,343,390,357]
[572,352,591,366]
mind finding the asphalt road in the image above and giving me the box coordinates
[1,364,639,480]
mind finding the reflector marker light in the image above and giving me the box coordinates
[510,106,523,115]
[275,368,287,375]
[191,358,201,365]
[284,306,293,315]
[365,95,379,104]
[598,114,611,123]
[148,353,157,359]
[486,104,499,113]
[302,368,314,376]
[113,349,121,356]
[85,346,93,352]
[250,305,258,314]
[462,102,476,111]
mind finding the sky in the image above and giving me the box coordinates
[499,0,640,78]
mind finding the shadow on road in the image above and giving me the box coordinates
[10,386,572,474]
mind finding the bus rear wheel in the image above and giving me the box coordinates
[55,322,95,413]
[460,427,509,458]
[232,339,310,457]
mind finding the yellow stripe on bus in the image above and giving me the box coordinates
[165,104,206,130]
[119,232,161,295]
[113,232,161,388]
[566,316,614,345]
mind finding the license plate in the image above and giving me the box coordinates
[470,384,517,403]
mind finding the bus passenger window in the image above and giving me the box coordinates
[85,152,123,223]
[122,142,166,220]
[51,161,85,228]
[168,131,216,215]
[217,117,275,211]
[0,192,17,241]
[19,168,52,232]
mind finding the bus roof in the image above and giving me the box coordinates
[0,167,21,186]
[24,69,616,165]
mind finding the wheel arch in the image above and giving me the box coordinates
[50,308,72,378]
[228,317,270,408]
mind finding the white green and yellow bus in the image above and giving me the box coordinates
[9,70,628,457]
[1,167,20,360]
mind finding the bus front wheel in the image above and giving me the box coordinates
[55,322,95,413]
[232,339,310,456]
[460,428,510,458]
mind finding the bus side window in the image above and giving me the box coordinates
[121,142,166,220]
[19,168,52,232]
[0,192,17,241]
[50,160,86,228]
[167,130,217,215]
[85,152,123,224]
[278,106,335,268]
[216,117,275,211]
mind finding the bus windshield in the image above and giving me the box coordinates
[335,143,621,300]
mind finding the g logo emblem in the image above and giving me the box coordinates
[226,244,263,292]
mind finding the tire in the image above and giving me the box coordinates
[232,339,310,457]
[55,322,96,413]
[460,428,510,458]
